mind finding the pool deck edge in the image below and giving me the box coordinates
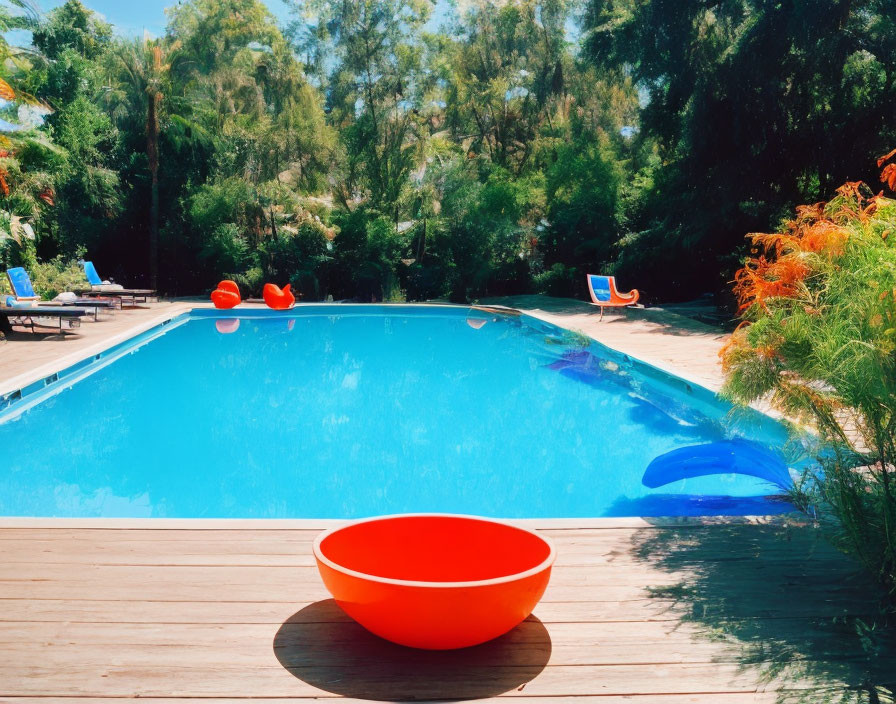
[0,301,197,399]
[0,514,808,529]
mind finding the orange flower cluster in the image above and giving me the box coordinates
[879,148,896,191]
[733,254,810,312]
[0,78,15,102]
[731,162,896,313]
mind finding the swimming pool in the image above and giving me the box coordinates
[0,306,804,518]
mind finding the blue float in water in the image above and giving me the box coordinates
[642,439,793,491]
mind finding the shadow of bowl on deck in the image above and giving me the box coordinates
[273,599,551,700]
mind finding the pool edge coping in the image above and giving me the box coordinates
[0,514,809,529]
[0,302,197,400]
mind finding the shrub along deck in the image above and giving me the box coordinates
[0,520,893,702]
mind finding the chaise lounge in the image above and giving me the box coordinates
[6,267,117,321]
[0,304,89,334]
[74,261,157,306]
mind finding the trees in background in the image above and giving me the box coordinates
[1,0,896,305]
[585,0,896,298]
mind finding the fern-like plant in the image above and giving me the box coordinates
[721,161,896,606]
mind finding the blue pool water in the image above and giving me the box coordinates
[0,306,804,518]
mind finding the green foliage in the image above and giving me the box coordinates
[544,137,620,271]
[290,0,431,211]
[4,0,894,309]
[26,255,88,299]
[328,208,405,301]
[534,262,578,297]
[261,216,332,299]
[585,0,896,298]
[0,233,36,277]
[722,182,896,606]
[32,0,110,62]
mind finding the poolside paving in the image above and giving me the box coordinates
[0,301,197,396]
[0,521,892,702]
[484,295,730,391]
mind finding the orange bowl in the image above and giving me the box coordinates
[313,514,555,649]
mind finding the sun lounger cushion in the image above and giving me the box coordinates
[82,261,104,286]
[7,267,38,298]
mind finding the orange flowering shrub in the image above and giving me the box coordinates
[722,156,896,604]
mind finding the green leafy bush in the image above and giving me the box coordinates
[329,208,405,301]
[27,256,90,299]
[544,137,621,271]
[261,216,333,300]
[534,262,580,298]
[722,178,896,606]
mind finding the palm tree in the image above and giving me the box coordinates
[104,39,177,290]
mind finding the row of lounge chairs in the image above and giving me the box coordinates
[0,262,156,335]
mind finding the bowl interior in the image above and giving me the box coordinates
[318,515,552,583]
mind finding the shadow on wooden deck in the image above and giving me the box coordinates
[633,524,896,704]
[273,599,551,700]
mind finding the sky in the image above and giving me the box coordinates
[36,0,295,37]
[28,0,453,39]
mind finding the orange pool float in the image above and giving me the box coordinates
[263,282,295,310]
[313,514,555,649]
[210,280,241,309]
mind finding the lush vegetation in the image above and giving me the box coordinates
[722,159,896,607]
[1,0,893,303]
[586,0,896,298]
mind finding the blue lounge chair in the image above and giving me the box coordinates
[585,274,639,321]
[6,267,115,321]
[1,304,89,334]
[74,261,156,306]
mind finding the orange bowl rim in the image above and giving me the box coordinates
[313,512,557,589]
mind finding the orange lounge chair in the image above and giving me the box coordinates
[586,274,639,320]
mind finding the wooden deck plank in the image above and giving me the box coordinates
[0,523,888,702]
[0,596,876,624]
[0,662,814,697]
[0,696,789,703]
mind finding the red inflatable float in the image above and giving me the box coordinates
[210,280,241,309]
[263,282,295,310]
[313,514,555,649]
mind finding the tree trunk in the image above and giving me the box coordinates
[147,90,160,291]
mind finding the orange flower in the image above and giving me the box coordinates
[0,78,15,102]
[877,148,896,192]
[800,221,849,255]
[733,254,809,311]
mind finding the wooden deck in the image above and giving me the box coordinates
[1,521,893,702]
